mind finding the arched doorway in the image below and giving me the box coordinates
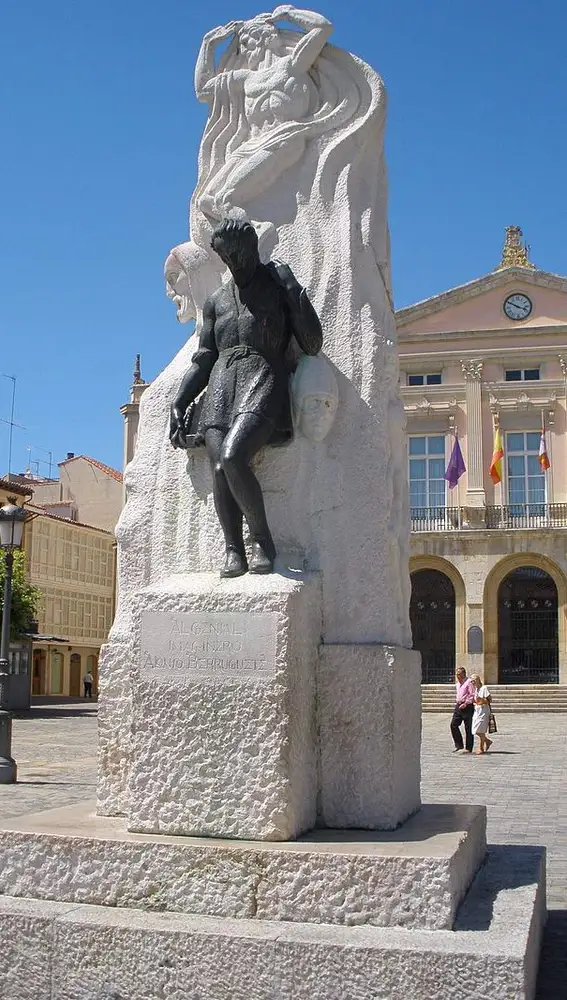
[498,566,559,683]
[32,650,47,696]
[50,651,64,695]
[69,654,82,697]
[87,654,99,696]
[410,569,456,683]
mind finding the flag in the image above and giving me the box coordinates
[539,427,550,471]
[444,432,466,489]
[489,426,504,484]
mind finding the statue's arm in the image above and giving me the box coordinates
[272,5,332,73]
[194,21,244,100]
[170,298,218,448]
[271,261,323,356]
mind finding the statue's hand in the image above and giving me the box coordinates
[208,20,243,41]
[169,404,187,450]
[272,5,294,19]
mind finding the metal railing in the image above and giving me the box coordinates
[411,503,567,531]
[485,503,567,529]
[410,507,462,531]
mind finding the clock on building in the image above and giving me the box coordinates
[503,293,532,321]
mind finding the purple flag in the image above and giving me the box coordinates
[444,434,466,489]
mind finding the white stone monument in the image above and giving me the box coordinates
[0,9,545,998]
[97,2,421,838]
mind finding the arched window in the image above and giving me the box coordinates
[498,566,558,683]
[410,569,455,683]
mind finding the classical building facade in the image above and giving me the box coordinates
[399,227,567,687]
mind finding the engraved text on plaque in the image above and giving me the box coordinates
[140,611,277,682]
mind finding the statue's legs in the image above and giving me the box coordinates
[205,428,247,578]
[198,138,306,225]
[220,412,276,574]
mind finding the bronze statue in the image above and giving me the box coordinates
[170,218,322,577]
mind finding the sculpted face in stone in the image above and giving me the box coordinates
[292,354,339,442]
[164,250,197,324]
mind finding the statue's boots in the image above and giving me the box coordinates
[249,536,276,575]
[220,546,248,578]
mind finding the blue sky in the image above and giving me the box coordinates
[1,1,566,476]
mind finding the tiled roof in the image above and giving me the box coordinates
[59,455,123,483]
[0,477,33,497]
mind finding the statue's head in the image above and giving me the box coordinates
[237,17,284,67]
[211,218,259,278]
[164,243,211,323]
[292,354,339,443]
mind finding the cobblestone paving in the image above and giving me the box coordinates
[0,704,565,997]
[0,701,97,820]
[423,712,567,1000]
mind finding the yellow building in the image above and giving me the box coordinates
[24,510,116,697]
[399,227,567,700]
[5,451,122,698]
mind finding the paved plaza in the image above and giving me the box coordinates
[0,703,565,998]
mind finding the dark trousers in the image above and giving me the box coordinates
[451,704,474,751]
[84,683,92,699]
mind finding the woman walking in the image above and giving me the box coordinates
[471,674,492,755]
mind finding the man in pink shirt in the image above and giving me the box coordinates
[451,666,475,754]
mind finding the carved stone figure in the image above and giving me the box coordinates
[170,218,322,577]
[291,354,338,442]
[194,7,332,230]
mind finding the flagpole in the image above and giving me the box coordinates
[542,409,552,524]
[499,421,505,526]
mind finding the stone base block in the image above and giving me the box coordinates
[0,801,485,931]
[318,643,422,829]
[0,846,545,1000]
[125,572,321,840]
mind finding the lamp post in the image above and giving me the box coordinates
[0,502,27,784]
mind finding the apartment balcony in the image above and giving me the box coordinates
[410,503,567,532]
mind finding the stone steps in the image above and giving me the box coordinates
[422,685,567,713]
[0,845,546,1000]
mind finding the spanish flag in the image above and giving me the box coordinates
[539,426,550,471]
[489,426,504,484]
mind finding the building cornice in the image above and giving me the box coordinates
[485,383,559,427]
[398,324,567,345]
[396,267,567,328]
[402,390,460,426]
[400,345,567,365]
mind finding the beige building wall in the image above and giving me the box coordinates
[399,229,567,686]
[30,456,123,533]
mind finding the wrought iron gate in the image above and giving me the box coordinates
[498,566,559,684]
[410,569,456,683]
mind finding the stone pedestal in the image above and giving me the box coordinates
[318,644,421,829]
[125,572,321,841]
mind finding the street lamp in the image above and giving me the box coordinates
[0,502,27,784]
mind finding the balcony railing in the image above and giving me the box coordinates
[410,507,463,531]
[485,504,567,529]
[411,503,567,531]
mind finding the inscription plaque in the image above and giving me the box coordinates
[140,610,277,682]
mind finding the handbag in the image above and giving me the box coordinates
[488,712,497,735]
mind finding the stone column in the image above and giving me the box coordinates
[461,360,485,513]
